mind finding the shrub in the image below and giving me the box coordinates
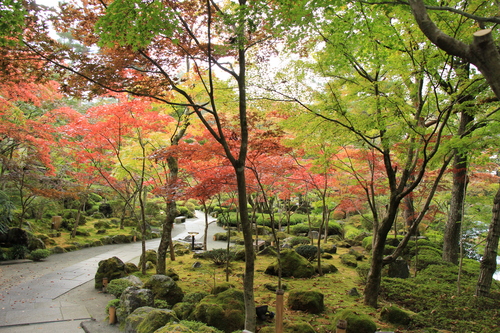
[8,244,29,260]
[204,248,235,265]
[106,278,133,298]
[289,236,311,247]
[290,223,310,235]
[380,305,411,326]
[30,249,51,261]
[295,245,322,262]
[154,299,170,309]
[105,298,120,314]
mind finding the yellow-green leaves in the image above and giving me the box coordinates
[95,0,180,50]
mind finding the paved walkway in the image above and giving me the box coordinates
[0,212,225,332]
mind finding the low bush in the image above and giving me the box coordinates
[106,278,133,298]
[30,249,51,261]
[289,236,311,247]
[203,248,235,266]
[295,245,322,262]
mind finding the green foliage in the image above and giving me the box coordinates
[0,0,26,47]
[0,190,15,232]
[8,244,29,260]
[203,248,235,266]
[295,244,322,262]
[29,249,51,261]
[289,236,311,247]
[106,278,133,298]
[105,298,120,314]
[95,0,180,50]
[154,299,170,309]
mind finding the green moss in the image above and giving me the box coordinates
[334,309,377,333]
[380,305,411,326]
[171,302,194,319]
[107,278,133,298]
[340,254,358,267]
[288,290,324,314]
[191,289,245,333]
[265,249,315,278]
[136,308,178,333]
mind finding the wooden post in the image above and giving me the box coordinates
[108,306,116,324]
[102,277,109,292]
[275,289,284,333]
[336,319,347,333]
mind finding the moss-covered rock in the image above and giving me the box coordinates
[264,249,315,278]
[288,290,324,314]
[135,308,178,333]
[191,288,245,333]
[95,256,127,289]
[143,274,184,306]
[380,305,412,326]
[117,287,154,324]
[315,263,338,275]
[212,282,234,295]
[340,254,358,268]
[334,309,377,333]
[182,292,209,304]
[171,302,195,320]
[138,249,157,268]
[123,306,154,332]
[154,320,224,333]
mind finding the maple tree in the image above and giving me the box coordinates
[54,96,174,273]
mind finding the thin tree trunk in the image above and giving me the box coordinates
[475,185,500,297]
[157,199,176,274]
[235,168,256,332]
[443,112,472,264]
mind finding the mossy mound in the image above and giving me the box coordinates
[154,320,224,333]
[212,282,234,295]
[288,290,324,314]
[144,274,184,306]
[380,305,411,326]
[334,309,377,333]
[139,249,157,267]
[95,256,126,289]
[264,249,315,278]
[172,302,195,320]
[136,308,178,333]
[191,288,245,333]
[124,306,177,333]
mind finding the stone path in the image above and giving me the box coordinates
[0,212,224,332]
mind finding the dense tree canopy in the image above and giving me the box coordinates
[1,0,500,331]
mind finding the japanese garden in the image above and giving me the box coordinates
[1,1,500,332]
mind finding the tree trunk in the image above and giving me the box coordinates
[157,199,176,274]
[235,167,256,332]
[475,185,500,297]
[364,199,399,308]
[442,112,472,264]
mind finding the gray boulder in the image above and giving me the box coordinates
[117,287,154,324]
[144,275,184,306]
